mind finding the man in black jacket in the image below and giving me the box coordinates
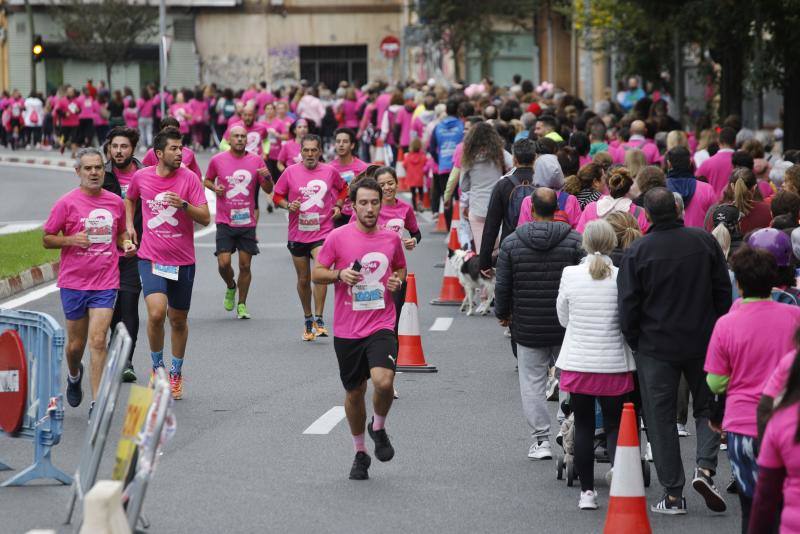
[618,187,732,516]
[479,138,536,275]
[495,188,583,460]
[102,126,144,383]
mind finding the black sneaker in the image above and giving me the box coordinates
[122,363,137,383]
[726,474,738,494]
[692,467,727,512]
[349,451,371,480]
[650,493,687,515]
[368,418,395,462]
[66,363,84,407]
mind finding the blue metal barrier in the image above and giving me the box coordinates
[0,308,72,486]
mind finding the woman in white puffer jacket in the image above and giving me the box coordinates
[555,219,636,511]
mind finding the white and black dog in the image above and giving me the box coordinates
[449,248,495,316]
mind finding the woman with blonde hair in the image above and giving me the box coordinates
[707,167,772,234]
[605,211,643,266]
[624,148,647,181]
[556,219,636,511]
[666,130,689,153]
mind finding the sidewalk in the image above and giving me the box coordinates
[0,146,215,169]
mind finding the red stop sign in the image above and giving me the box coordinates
[380,36,401,59]
[0,329,27,434]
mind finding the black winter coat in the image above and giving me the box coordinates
[617,220,732,361]
[494,221,583,348]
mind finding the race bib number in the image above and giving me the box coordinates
[68,102,79,114]
[120,185,129,199]
[230,207,251,226]
[341,171,355,184]
[352,282,385,311]
[85,214,113,244]
[298,211,320,232]
[152,263,179,281]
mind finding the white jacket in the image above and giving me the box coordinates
[555,256,635,373]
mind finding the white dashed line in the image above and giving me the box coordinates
[302,406,346,435]
[429,317,454,331]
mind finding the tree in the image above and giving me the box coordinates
[49,0,159,91]
[415,0,538,80]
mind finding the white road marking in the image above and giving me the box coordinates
[0,162,72,172]
[303,406,346,435]
[429,317,454,331]
[0,222,42,235]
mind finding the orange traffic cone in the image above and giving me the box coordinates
[397,274,437,372]
[430,252,465,306]
[603,402,652,534]
[432,201,448,234]
[422,189,431,210]
[447,224,461,253]
[451,199,461,224]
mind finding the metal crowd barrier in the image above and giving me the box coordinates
[0,308,71,486]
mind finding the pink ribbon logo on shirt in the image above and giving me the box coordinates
[299,179,328,211]
[226,169,253,198]
[146,192,179,229]
[359,252,389,284]
[246,132,261,153]
[384,218,405,235]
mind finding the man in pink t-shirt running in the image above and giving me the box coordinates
[125,127,210,400]
[204,125,273,319]
[312,178,407,480]
[43,148,136,412]
[274,134,347,341]
[329,127,369,228]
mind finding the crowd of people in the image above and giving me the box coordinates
[37,73,800,531]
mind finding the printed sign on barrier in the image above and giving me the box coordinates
[112,385,153,481]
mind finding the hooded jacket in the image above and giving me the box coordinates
[495,221,584,348]
[429,116,464,173]
[103,158,143,292]
[532,154,565,190]
[666,168,697,205]
[617,220,732,360]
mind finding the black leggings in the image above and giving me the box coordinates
[572,392,625,492]
[410,187,424,211]
[111,289,140,366]
[392,280,408,334]
[431,173,453,229]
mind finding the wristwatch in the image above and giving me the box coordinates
[181,200,189,211]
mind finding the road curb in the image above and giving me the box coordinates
[0,154,72,167]
[0,261,59,300]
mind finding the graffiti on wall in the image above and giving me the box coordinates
[201,55,268,89]
[268,44,299,86]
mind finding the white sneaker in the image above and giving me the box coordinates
[579,490,599,510]
[528,440,552,460]
[677,423,690,437]
[645,442,653,462]
[720,443,727,451]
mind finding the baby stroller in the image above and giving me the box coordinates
[555,394,650,487]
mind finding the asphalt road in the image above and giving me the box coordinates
[0,163,741,533]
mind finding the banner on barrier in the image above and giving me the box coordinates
[112,385,153,481]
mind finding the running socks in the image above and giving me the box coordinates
[315,315,324,326]
[68,370,80,383]
[151,350,164,369]
[171,357,184,376]
[373,415,386,431]
[304,315,314,329]
[353,433,367,453]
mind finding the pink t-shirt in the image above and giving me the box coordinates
[683,180,718,228]
[340,100,360,129]
[395,107,414,147]
[576,199,650,233]
[205,151,266,227]
[763,350,795,398]
[273,162,346,243]
[697,149,734,197]
[59,97,81,127]
[329,157,368,217]
[43,188,124,291]
[138,97,154,118]
[256,91,275,116]
[452,143,463,168]
[168,103,191,134]
[705,300,800,437]
[757,404,800,533]
[518,192,582,229]
[125,166,207,266]
[224,120,268,157]
[316,224,406,339]
[123,106,138,129]
[261,118,286,160]
[142,147,202,180]
[77,95,99,120]
[622,138,660,165]
[277,140,301,168]
[113,167,138,200]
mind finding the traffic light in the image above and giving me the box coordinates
[32,35,44,63]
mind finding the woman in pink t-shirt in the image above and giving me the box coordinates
[705,247,800,529]
[277,118,308,173]
[577,167,649,233]
[337,88,360,129]
[749,344,800,533]
[262,103,286,179]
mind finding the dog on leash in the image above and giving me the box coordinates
[449,248,495,316]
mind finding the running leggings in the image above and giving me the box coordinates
[111,289,140,365]
[571,392,625,492]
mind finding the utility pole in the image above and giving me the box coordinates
[24,0,35,92]
[159,0,167,117]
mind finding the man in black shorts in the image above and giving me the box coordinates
[313,178,406,480]
[204,125,273,319]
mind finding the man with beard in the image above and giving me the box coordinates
[125,127,210,400]
[329,127,368,228]
[312,178,406,480]
[102,126,144,382]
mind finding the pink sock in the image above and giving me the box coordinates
[352,433,366,453]
[373,415,386,431]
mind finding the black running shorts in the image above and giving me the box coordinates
[215,223,259,256]
[333,329,398,391]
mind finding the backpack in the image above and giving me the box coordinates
[773,287,800,306]
[507,173,535,227]
[222,101,236,119]
[554,191,570,224]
